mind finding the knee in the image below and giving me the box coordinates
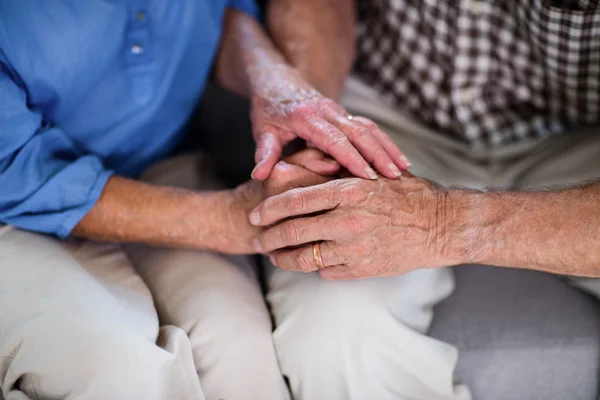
[191,298,276,361]
[272,280,389,371]
[20,316,168,399]
[73,327,158,389]
[269,272,462,400]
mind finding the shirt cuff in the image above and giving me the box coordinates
[56,169,114,238]
[228,0,259,18]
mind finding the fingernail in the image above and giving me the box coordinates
[269,255,276,265]
[251,164,259,179]
[389,163,402,177]
[365,166,378,180]
[274,161,290,171]
[253,237,262,252]
[249,210,261,225]
[399,155,412,168]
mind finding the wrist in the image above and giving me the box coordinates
[218,189,260,254]
[186,189,257,254]
[297,70,345,101]
[436,189,491,266]
[443,189,527,267]
[247,62,307,99]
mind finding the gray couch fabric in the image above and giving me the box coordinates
[430,265,600,400]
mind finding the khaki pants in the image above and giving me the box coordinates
[0,153,469,400]
[0,155,291,400]
[0,79,598,400]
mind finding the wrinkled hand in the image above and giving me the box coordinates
[228,149,338,253]
[249,174,464,279]
[249,64,411,181]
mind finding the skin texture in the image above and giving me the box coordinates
[73,150,337,254]
[464,183,600,277]
[266,0,356,101]
[250,178,600,280]
[73,7,407,250]
[251,0,600,279]
[215,9,410,181]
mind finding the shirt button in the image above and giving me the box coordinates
[469,0,486,14]
[131,43,144,55]
[136,11,146,22]
[459,87,475,103]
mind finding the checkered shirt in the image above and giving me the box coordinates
[354,0,600,146]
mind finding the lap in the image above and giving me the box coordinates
[0,153,287,400]
[266,260,471,400]
[0,225,157,343]
[127,245,289,400]
[0,226,201,400]
[130,153,275,340]
[126,153,289,400]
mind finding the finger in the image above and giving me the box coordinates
[269,161,331,192]
[249,181,344,226]
[253,213,339,253]
[353,116,412,170]
[292,157,340,176]
[325,110,401,179]
[319,264,365,281]
[321,98,347,115]
[285,148,340,176]
[303,117,377,180]
[284,147,328,164]
[268,241,343,272]
[252,131,283,180]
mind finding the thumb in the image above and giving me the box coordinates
[267,161,331,196]
[284,149,340,176]
[252,131,283,180]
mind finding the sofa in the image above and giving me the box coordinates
[430,265,600,399]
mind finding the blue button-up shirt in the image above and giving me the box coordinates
[0,0,258,237]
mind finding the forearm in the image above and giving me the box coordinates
[267,0,356,100]
[448,182,600,276]
[215,8,289,97]
[72,176,251,253]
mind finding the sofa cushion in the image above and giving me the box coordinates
[430,265,600,400]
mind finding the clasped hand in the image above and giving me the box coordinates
[248,150,462,280]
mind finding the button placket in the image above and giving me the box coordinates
[126,1,149,60]
[125,0,154,104]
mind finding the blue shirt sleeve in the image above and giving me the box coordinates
[0,69,113,238]
[228,0,259,18]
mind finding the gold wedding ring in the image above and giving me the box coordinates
[312,242,325,270]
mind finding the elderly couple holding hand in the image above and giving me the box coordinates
[1,0,600,399]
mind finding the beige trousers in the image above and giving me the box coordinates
[0,153,469,400]
[0,155,290,400]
